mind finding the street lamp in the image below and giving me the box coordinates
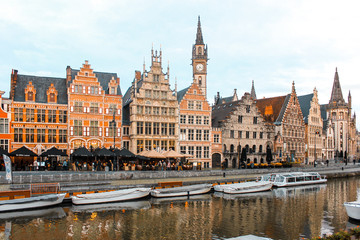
[110,111,117,170]
[315,130,320,165]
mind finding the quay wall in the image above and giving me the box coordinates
[0,164,359,187]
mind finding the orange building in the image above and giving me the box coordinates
[67,61,122,152]
[177,17,212,168]
[10,70,68,155]
[0,91,11,152]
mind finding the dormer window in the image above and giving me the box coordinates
[27,91,34,101]
[110,87,115,95]
[49,93,55,103]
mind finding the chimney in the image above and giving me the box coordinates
[66,66,72,84]
[10,69,18,100]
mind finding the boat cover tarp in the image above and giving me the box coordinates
[75,188,149,200]
[0,194,60,205]
[154,184,212,194]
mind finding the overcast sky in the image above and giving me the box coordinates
[1,0,359,129]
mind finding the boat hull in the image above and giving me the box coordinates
[344,202,360,220]
[273,179,327,188]
[150,184,212,198]
[71,188,151,205]
[0,193,66,212]
[223,182,273,194]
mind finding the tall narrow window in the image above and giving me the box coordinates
[49,93,55,103]
[74,120,83,136]
[27,91,34,101]
[14,128,23,142]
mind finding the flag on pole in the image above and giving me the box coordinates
[3,154,12,183]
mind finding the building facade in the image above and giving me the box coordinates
[67,61,122,152]
[212,92,274,168]
[123,49,179,154]
[0,91,11,152]
[178,17,212,168]
[10,70,69,154]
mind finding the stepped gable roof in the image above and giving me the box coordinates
[13,74,68,104]
[297,93,314,124]
[70,69,121,96]
[255,95,288,124]
[211,100,241,127]
[177,87,190,102]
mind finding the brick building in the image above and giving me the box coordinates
[0,91,11,152]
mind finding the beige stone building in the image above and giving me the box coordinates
[212,92,274,168]
[122,49,178,154]
[256,82,305,162]
[298,88,323,164]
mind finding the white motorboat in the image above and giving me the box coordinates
[71,188,151,205]
[344,201,360,220]
[150,184,212,198]
[0,193,66,212]
[214,181,273,194]
[272,172,327,187]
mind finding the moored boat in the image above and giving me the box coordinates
[214,181,273,194]
[150,184,212,198]
[0,193,66,212]
[344,201,360,220]
[272,172,327,187]
[71,188,151,205]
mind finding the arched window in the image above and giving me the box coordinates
[230,144,234,153]
[223,144,227,152]
[245,145,249,153]
[198,76,202,86]
[252,145,256,153]
[198,46,202,55]
[259,145,263,153]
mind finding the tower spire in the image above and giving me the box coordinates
[196,16,204,45]
[329,67,345,105]
[250,80,257,99]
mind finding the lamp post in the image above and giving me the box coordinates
[315,130,320,165]
[110,111,116,170]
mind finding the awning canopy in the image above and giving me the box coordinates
[113,148,136,158]
[9,146,37,157]
[94,147,115,157]
[162,149,185,158]
[138,150,166,159]
[0,147,9,156]
[71,147,93,157]
[40,146,68,157]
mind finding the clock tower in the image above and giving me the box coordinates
[192,16,208,97]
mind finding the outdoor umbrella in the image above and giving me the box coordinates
[114,148,136,158]
[9,146,37,157]
[94,147,115,157]
[40,146,67,157]
[162,149,184,158]
[71,147,93,157]
[0,147,9,156]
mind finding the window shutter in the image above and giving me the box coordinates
[83,127,86,136]
[106,128,109,137]
[87,107,90,113]
[83,86,86,94]
[99,108,102,114]
[117,109,121,115]
[70,106,74,112]
[83,107,87,113]
[99,127,102,136]
[87,127,90,136]
[98,87,101,94]
[106,108,109,114]
[117,128,121,137]
[71,85,74,93]
[70,126,73,136]
[88,86,90,94]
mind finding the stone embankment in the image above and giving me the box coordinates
[1,163,359,193]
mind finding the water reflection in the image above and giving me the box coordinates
[0,177,360,240]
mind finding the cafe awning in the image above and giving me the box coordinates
[9,146,37,157]
[114,148,136,158]
[94,147,115,157]
[71,147,93,157]
[162,149,185,158]
[138,150,165,159]
[0,147,9,156]
[40,146,68,157]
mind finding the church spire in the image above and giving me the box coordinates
[329,67,345,105]
[250,80,257,99]
[196,16,204,45]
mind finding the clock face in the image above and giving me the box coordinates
[196,63,204,72]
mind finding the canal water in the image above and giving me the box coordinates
[0,177,359,240]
